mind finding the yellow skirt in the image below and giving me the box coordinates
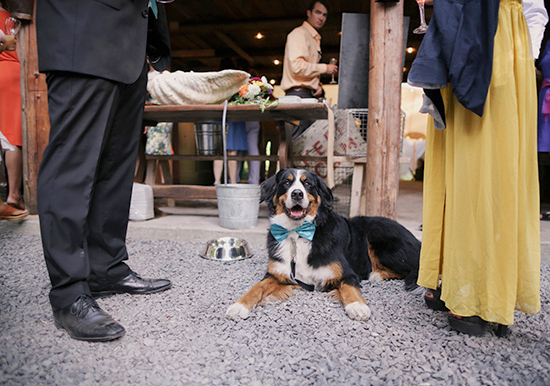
[418,0,541,325]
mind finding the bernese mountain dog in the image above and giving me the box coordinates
[226,168,420,321]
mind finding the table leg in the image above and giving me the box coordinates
[278,120,294,169]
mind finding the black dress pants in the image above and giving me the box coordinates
[38,65,148,311]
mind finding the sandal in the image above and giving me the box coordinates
[424,288,448,311]
[0,203,29,222]
[448,313,487,336]
[7,197,25,210]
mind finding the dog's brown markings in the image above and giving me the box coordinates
[322,262,344,289]
[367,242,405,280]
[306,193,320,217]
[235,277,296,310]
[330,283,367,307]
[274,193,287,215]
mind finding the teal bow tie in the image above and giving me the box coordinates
[270,222,316,242]
[149,0,158,18]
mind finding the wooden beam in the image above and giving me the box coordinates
[170,19,341,42]
[21,7,49,214]
[365,0,404,219]
[151,185,217,199]
[174,18,304,34]
[171,48,341,63]
[171,49,216,58]
[215,31,255,64]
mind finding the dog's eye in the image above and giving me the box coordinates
[283,180,291,188]
[303,181,311,188]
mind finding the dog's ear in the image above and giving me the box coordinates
[260,170,281,203]
[314,173,333,209]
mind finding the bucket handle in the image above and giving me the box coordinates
[221,99,228,185]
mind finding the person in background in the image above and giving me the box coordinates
[280,0,337,139]
[0,1,24,210]
[234,58,261,185]
[0,10,16,53]
[537,40,550,220]
[36,0,172,342]
[242,121,261,184]
[0,7,25,222]
[213,120,248,185]
[408,0,547,336]
[1,123,28,221]
[214,58,248,184]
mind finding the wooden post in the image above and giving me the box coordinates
[20,3,49,214]
[365,0,404,219]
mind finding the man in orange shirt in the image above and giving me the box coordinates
[281,0,337,139]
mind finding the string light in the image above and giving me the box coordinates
[406,47,416,54]
[255,32,264,39]
[273,59,280,65]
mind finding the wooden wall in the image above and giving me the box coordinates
[20,11,49,214]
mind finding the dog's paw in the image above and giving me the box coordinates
[368,271,383,282]
[226,302,250,320]
[345,302,371,321]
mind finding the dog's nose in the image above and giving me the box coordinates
[291,189,304,201]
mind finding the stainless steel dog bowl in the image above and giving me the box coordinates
[200,237,253,261]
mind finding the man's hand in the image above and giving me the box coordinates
[326,63,338,75]
[313,84,323,97]
[3,35,17,51]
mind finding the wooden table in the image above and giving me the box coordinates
[141,103,331,199]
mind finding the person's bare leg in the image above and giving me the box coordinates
[227,150,238,184]
[5,146,24,209]
[214,151,238,184]
[213,160,223,185]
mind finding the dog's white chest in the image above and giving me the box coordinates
[273,234,336,289]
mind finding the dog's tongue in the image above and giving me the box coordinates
[290,207,306,218]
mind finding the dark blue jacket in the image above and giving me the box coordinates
[408,0,500,117]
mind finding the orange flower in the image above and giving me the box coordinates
[238,84,249,97]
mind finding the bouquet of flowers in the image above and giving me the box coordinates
[229,76,278,112]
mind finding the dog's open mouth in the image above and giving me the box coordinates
[284,204,308,220]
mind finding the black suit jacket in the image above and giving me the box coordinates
[36,0,171,83]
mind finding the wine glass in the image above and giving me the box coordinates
[4,17,21,35]
[329,58,337,84]
[413,0,428,35]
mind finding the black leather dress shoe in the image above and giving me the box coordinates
[89,271,171,297]
[53,294,125,341]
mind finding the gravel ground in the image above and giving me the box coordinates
[1,231,549,386]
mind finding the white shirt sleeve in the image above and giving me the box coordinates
[523,0,549,59]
